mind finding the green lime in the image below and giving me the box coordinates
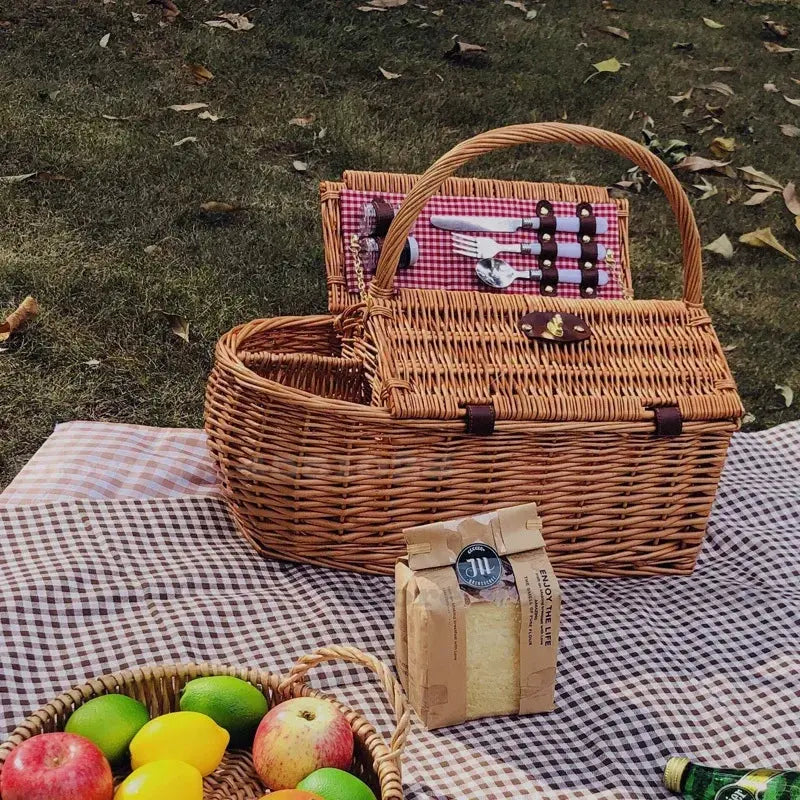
[65,694,150,765]
[178,676,268,748]
[297,768,377,800]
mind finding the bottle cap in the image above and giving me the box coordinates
[664,757,691,793]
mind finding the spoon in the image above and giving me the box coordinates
[475,258,610,289]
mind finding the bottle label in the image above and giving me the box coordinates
[715,770,782,800]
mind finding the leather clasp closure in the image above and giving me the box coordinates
[518,311,592,343]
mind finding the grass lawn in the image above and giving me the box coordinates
[1,0,799,486]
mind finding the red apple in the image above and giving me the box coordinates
[252,697,354,790]
[0,732,113,800]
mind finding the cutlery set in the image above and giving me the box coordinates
[357,199,611,293]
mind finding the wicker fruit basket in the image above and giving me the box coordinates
[205,122,742,579]
[0,646,408,800]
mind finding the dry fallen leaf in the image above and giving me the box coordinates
[739,227,796,261]
[162,313,189,343]
[378,66,402,80]
[674,155,731,173]
[0,172,37,183]
[780,124,800,138]
[710,66,735,73]
[503,0,527,10]
[669,88,693,104]
[289,115,315,127]
[366,0,407,6]
[704,234,733,259]
[775,384,794,408]
[101,113,133,121]
[445,38,487,58]
[693,176,718,200]
[187,63,214,85]
[763,19,790,40]
[205,12,254,31]
[99,32,110,48]
[0,296,39,342]
[764,82,779,93]
[710,136,736,157]
[168,102,208,112]
[703,81,734,97]
[173,136,198,146]
[742,412,756,425]
[595,25,629,39]
[722,344,737,353]
[784,95,800,107]
[199,201,247,214]
[132,11,146,21]
[702,17,724,29]
[783,182,800,215]
[431,9,443,16]
[357,5,386,10]
[292,160,308,172]
[83,358,101,368]
[148,0,180,23]
[744,191,776,206]
[737,166,783,189]
[197,110,221,122]
[764,42,798,54]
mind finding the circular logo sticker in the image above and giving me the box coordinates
[455,543,503,589]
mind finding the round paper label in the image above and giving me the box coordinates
[455,543,503,589]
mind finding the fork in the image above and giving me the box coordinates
[452,233,607,262]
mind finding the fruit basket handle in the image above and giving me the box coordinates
[281,645,410,765]
[370,122,704,305]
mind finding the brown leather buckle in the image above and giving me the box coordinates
[651,406,683,436]
[536,200,557,235]
[464,404,495,435]
[579,241,599,299]
[576,202,597,237]
[536,200,558,296]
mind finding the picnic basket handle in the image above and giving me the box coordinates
[370,122,704,305]
[281,645,410,766]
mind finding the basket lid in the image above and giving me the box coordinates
[365,292,743,425]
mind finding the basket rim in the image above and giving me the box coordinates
[0,661,401,799]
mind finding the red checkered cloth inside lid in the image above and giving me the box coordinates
[340,189,625,299]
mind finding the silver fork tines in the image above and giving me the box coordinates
[451,233,511,260]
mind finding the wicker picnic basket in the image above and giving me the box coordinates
[205,122,743,578]
[0,646,408,800]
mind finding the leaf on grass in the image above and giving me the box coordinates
[0,172,37,183]
[289,115,315,126]
[148,0,180,23]
[722,344,737,352]
[744,191,776,206]
[703,234,733,259]
[737,166,783,189]
[503,0,527,10]
[99,32,110,47]
[775,384,794,408]
[445,37,487,58]
[702,17,724,29]
[595,25,629,39]
[292,160,308,172]
[173,136,197,146]
[703,81,734,97]
[601,0,622,9]
[162,313,189,343]
[187,63,214,84]
[526,9,537,19]
[784,95,800,107]
[168,102,208,112]
[674,155,731,173]
[669,88,693,104]
[710,136,735,157]
[366,0,407,6]
[738,227,796,261]
[779,123,800,137]
[584,57,622,82]
[144,244,160,254]
[102,113,133,121]
[693,176,718,200]
[132,11,146,21]
[197,110,221,122]
[763,19,790,40]
[83,358,101,368]
[205,12,254,31]
[378,66,401,79]
[199,201,246,213]
[742,412,756,425]
[764,42,798,54]
[431,9,443,16]
[710,66,735,73]
[357,5,386,10]
[0,296,39,342]
[783,181,800,215]
[672,41,694,50]
[764,82,779,93]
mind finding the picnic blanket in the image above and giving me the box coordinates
[1,423,799,799]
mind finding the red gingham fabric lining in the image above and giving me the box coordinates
[340,190,624,299]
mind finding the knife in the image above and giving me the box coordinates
[431,214,609,234]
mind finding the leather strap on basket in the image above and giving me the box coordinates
[465,403,496,435]
[536,200,559,297]
[576,202,599,298]
[652,406,683,436]
[370,123,704,307]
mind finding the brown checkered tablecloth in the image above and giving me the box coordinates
[1,424,799,798]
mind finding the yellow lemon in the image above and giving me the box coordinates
[129,711,229,776]
[114,760,203,800]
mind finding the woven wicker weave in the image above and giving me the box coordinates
[205,123,742,578]
[321,170,633,312]
[0,646,408,800]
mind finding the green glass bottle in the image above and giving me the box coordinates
[663,757,800,800]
